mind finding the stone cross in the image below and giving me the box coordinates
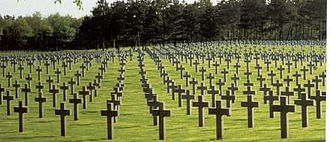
[268,70,276,85]
[35,91,47,118]
[272,96,295,138]
[60,82,69,101]
[260,83,271,104]
[304,80,314,98]
[147,95,160,125]
[14,101,28,132]
[46,76,54,90]
[25,74,32,88]
[183,72,191,86]
[221,90,236,108]
[18,64,24,79]
[0,84,4,104]
[49,85,59,107]
[176,85,185,107]
[44,60,50,74]
[213,61,220,74]
[151,102,171,140]
[221,68,229,82]
[55,68,62,83]
[192,95,209,127]
[274,80,283,96]
[216,79,225,96]
[68,78,76,95]
[281,86,294,103]
[197,82,207,96]
[13,80,20,98]
[241,95,259,128]
[69,93,82,121]
[36,66,42,81]
[74,71,82,85]
[310,90,326,119]
[300,66,308,80]
[79,86,89,109]
[319,71,326,86]
[189,77,198,95]
[22,84,31,106]
[208,101,231,140]
[55,103,71,136]
[6,72,12,87]
[101,101,118,140]
[36,81,44,93]
[294,92,314,127]
[3,91,14,115]
[293,71,301,85]
[312,76,321,90]
[182,89,195,115]
[199,67,206,81]
[207,73,215,88]
[207,85,219,107]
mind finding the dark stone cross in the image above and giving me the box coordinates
[294,92,314,127]
[62,62,68,75]
[68,78,76,95]
[312,76,321,90]
[6,72,12,87]
[49,85,59,107]
[74,71,82,85]
[281,86,294,103]
[310,90,326,119]
[13,80,20,98]
[44,60,50,74]
[18,64,24,79]
[260,83,271,104]
[216,79,225,96]
[164,77,172,93]
[22,84,31,106]
[189,78,198,95]
[278,65,285,79]
[221,90,236,108]
[69,93,82,121]
[272,96,295,139]
[36,81,44,93]
[213,61,220,74]
[87,82,95,102]
[221,68,229,82]
[147,95,160,125]
[319,71,326,86]
[255,64,262,76]
[1,63,6,77]
[192,95,209,127]
[243,85,255,96]
[151,102,171,140]
[208,85,219,107]
[293,71,301,85]
[176,85,185,107]
[170,83,178,100]
[183,72,191,87]
[307,62,314,74]
[241,95,259,128]
[55,68,62,83]
[36,66,42,81]
[182,89,195,115]
[231,74,240,87]
[3,91,14,115]
[199,67,206,81]
[35,91,46,118]
[268,70,276,85]
[178,65,185,79]
[80,63,86,77]
[79,86,89,109]
[197,82,207,96]
[25,74,32,88]
[60,82,69,101]
[274,80,283,96]
[294,84,305,99]
[304,80,314,98]
[14,101,28,132]
[193,60,199,72]
[244,70,252,80]
[300,66,308,80]
[208,101,231,140]
[101,101,118,140]
[46,76,54,90]
[55,103,71,136]
[234,62,240,74]
[207,73,215,88]
[283,75,293,87]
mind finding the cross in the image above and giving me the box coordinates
[243,85,255,96]
[183,72,191,86]
[304,80,314,98]
[283,75,293,87]
[178,65,185,79]
[216,79,225,96]
[300,66,308,80]
[221,90,236,108]
[221,68,229,82]
[35,91,47,118]
[319,71,326,86]
[213,61,220,74]
[182,89,195,115]
[164,77,172,93]
[277,65,285,79]
[151,102,171,140]
[0,83,4,104]
[87,82,95,102]
[46,76,54,89]
[62,62,68,75]
[13,80,20,98]
[281,86,294,103]
[69,93,82,121]
[192,95,209,127]
[49,85,59,107]
[189,78,198,95]
[272,96,295,138]
[268,70,276,85]
[176,85,185,107]
[208,101,231,140]
[244,70,252,80]
[234,62,240,74]
[231,74,240,87]
[14,101,28,132]
[79,86,89,109]
[273,80,283,96]
[68,78,76,95]
[207,85,219,107]
[170,83,178,100]
[60,82,69,101]
[241,95,259,128]
[193,60,199,72]
[22,84,31,106]
[3,91,14,115]
[310,90,326,119]
[44,60,50,74]
[55,68,62,83]
[18,64,24,79]
[294,84,305,99]
[36,66,42,81]
[80,63,86,77]
[101,101,118,140]
[255,64,262,76]
[147,95,161,125]
[6,72,12,87]
[294,92,314,127]
[25,74,32,88]
[197,82,207,96]
[260,83,271,104]
[312,76,322,90]
[293,71,301,85]
[199,67,206,81]
[74,71,82,85]
[1,63,6,77]
[207,73,215,88]
[55,103,71,136]
[35,81,44,93]
[307,62,314,74]
[227,83,238,97]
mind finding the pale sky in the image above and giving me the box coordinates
[0,0,217,18]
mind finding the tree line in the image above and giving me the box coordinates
[0,0,326,50]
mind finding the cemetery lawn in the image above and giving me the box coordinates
[0,46,326,142]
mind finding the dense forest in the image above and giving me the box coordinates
[0,0,326,50]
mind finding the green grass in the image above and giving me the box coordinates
[0,45,326,142]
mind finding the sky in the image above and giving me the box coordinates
[0,0,217,18]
